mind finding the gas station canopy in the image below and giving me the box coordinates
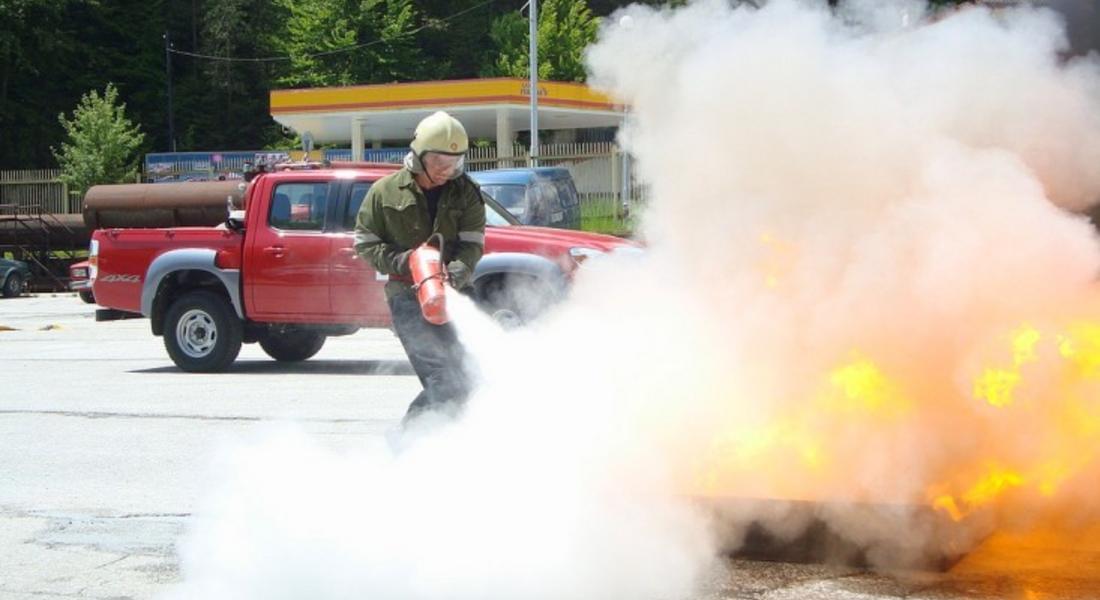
[270,78,625,158]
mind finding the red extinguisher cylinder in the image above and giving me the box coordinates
[409,244,449,325]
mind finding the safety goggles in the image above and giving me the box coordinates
[421,151,466,178]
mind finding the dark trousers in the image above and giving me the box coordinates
[388,289,471,425]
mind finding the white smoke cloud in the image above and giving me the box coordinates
[586,0,1100,525]
[167,1,1100,597]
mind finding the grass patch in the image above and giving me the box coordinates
[580,195,634,238]
[581,215,634,237]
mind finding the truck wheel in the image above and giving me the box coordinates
[2,273,24,298]
[477,275,552,329]
[163,290,243,372]
[78,290,95,304]
[258,329,326,362]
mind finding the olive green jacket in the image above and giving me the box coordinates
[354,168,486,298]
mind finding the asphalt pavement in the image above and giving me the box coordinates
[1,295,1098,599]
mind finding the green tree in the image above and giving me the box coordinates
[187,0,282,150]
[52,84,146,195]
[273,0,426,88]
[0,0,74,168]
[412,0,500,78]
[483,0,600,82]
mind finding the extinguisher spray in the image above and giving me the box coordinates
[409,234,450,325]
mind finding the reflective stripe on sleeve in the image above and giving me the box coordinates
[355,231,382,245]
[458,231,485,245]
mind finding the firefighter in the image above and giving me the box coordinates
[354,111,486,425]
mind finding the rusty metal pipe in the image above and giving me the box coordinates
[0,213,89,248]
[82,181,245,229]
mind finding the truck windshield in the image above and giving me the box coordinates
[479,184,527,219]
[484,193,519,227]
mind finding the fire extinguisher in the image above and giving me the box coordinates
[409,233,450,325]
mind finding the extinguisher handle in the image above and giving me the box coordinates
[428,232,449,284]
[427,232,446,253]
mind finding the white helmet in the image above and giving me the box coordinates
[411,111,468,156]
[407,111,468,181]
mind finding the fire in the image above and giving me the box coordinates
[973,326,1040,408]
[826,357,910,417]
[692,356,909,498]
[973,368,1021,408]
[928,322,1100,519]
[919,321,1100,519]
[691,321,1100,523]
[1058,322,1100,377]
[932,466,1026,522]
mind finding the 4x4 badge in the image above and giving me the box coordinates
[101,274,141,283]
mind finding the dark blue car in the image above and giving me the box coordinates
[1,258,31,298]
[469,167,581,230]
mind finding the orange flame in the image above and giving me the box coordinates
[692,321,1100,521]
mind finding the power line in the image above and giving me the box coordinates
[169,0,498,63]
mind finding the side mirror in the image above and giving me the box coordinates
[226,195,246,231]
[226,210,246,231]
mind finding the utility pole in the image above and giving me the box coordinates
[528,0,539,167]
[164,32,176,152]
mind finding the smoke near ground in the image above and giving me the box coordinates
[168,1,1100,597]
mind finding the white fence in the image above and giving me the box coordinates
[1,144,645,222]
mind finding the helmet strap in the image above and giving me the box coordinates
[417,152,439,185]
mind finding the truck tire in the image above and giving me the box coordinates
[163,290,243,372]
[2,273,24,298]
[78,290,95,304]
[258,329,326,362]
[477,274,552,329]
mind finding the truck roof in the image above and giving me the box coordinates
[256,161,401,180]
[468,167,572,185]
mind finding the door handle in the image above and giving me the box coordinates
[337,247,359,259]
[263,245,286,258]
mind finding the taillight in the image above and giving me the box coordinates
[88,240,99,281]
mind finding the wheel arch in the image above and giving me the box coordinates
[471,252,567,302]
[142,249,242,336]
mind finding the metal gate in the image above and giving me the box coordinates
[0,169,74,214]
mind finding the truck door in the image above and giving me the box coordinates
[246,180,334,317]
[329,180,391,325]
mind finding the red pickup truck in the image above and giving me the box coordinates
[89,162,636,372]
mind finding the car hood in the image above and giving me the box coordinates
[486,225,637,252]
[0,258,29,270]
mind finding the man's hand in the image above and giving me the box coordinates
[392,249,414,276]
[446,260,471,289]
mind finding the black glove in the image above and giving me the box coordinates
[446,260,471,289]
[392,249,414,277]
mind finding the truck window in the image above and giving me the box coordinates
[344,182,373,229]
[270,183,329,231]
[532,182,561,224]
[554,178,579,208]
